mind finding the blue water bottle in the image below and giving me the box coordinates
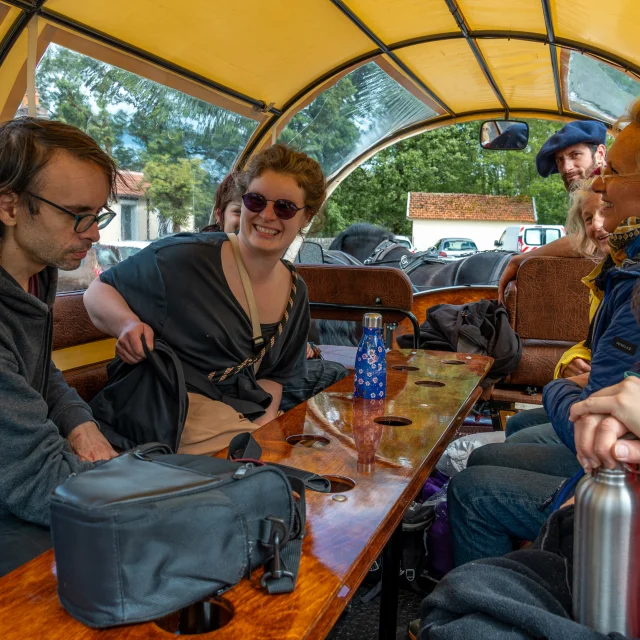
[354,313,387,399]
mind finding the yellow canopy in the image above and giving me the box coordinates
[1,0,639,185]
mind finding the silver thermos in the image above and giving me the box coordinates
[573,462,640,636]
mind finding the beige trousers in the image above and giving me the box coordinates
[178,392,257,455]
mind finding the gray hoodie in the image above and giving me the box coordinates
[0,265,94,526]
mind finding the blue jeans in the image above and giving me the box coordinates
[0,512,51,577]
[507,422,562,445]
[448,434,581,567]
[505,407,549,437]
[280,359,348,413]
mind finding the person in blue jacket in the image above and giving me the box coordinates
[446,100,640,568]
[544,114,640,461]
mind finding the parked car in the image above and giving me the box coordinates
[495,225,565,253]
[393,235,415,252]
[108,240,151,261]
[56,241,152,293]
[425,238,478,261]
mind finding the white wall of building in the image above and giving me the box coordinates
[411,219,533,251]
[98,198,163,243]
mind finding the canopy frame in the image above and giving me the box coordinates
[2,0,639,186]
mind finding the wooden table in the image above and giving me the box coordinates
[0,349,492,640]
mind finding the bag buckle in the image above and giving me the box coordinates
[253,336,265,355]
[260,516,293,587]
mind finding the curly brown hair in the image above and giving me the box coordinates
[235,144,326,219]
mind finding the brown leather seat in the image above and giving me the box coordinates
[53,293,111,402]
[296,264,419,345]
[490,256,596,409]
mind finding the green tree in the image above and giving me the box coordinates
[34,44,253,230]
[322,119,571,236]
[142,156,211,231]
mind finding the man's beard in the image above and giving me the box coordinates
[565,156,601,192]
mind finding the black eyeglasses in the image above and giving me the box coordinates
[26,192,116,233]
[242,192,307,220]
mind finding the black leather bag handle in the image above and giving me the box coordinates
[227,432,331,494]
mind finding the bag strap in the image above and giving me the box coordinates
[227,232,264,357]
[228,432,331,493]
[207,242,299,384]
[226,432,310,593]
[261,475,305,594]
[141,336,189,450]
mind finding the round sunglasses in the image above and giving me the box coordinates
[242,192,307,220]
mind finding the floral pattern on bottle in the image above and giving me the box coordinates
[354,327,386,399]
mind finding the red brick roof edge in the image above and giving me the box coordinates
[408,192,536,222]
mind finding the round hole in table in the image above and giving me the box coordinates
[392,365,419,371]
[155,597,234,635]
[414,380,445,388]
[322,475,356,493]
[286,434,330,448]
[440,360,466,365]
[373,416,413,427]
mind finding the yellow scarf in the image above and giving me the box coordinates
[608,217,640,266]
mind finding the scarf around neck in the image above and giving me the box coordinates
[608,216,640,266]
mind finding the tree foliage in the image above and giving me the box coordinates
[321,119,570,236]
[35,45,576,237]
[35,45,255,229]
[142,156,210,230]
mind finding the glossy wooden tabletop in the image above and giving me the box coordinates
[0,349,491,640]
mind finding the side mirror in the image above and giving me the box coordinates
[494,239,502,247]
[480,120,529,150]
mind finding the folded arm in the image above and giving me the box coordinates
[0,347,96,526]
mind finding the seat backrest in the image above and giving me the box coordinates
[505,256,596,386]
[295,241,325,265]
[296,264,413,324]
[52,293,115,402]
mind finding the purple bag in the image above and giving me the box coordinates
[427,500,454,577]
[420,470,449,502]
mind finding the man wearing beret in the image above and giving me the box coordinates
[498,120,608,302]
[536,120,607,191]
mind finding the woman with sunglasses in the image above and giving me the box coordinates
[84,144,324,454]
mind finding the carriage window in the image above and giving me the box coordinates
[278,61,438,177]
[28,44,259,293]
[566,52,640,122]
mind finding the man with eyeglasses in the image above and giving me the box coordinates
[0,117,120,576]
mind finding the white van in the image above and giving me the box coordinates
[495,225,565,253]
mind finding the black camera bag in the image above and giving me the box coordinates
[49,438,310,628]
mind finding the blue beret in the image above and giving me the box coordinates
[536,120,607,177]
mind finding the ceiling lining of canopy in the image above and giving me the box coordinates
[0,0,639,185]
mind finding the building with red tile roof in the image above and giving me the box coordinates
[407,192,537,251]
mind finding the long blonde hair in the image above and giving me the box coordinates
[565,178,601,257]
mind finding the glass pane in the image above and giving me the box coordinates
[278,61,437,177]
[524,228,543,246]
[24,44,259,292]
[566,52,640,122]
[544,229,561,243]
